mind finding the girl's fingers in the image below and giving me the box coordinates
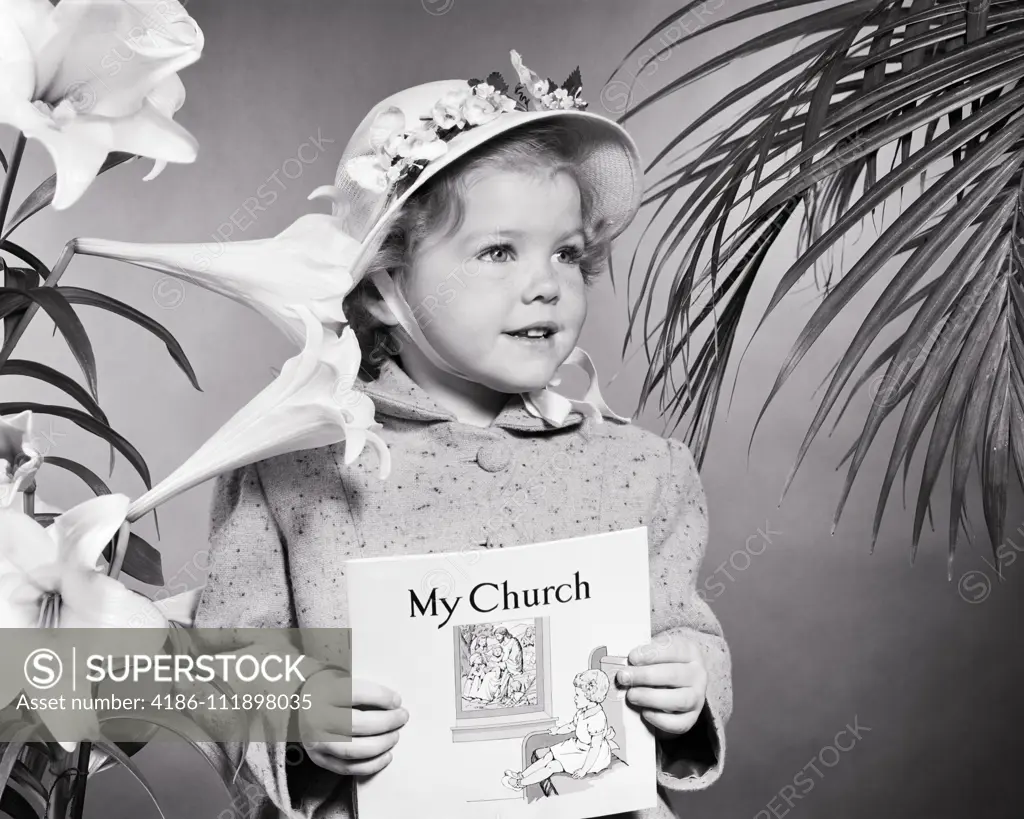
[312,749,394,777]
[349,679,402,709]
[628,637,697,666]
[618,662,703,689]
[348,706,410,736]
[312,729,401,762]
[317,705,407,737]
[639,708,700,736]
[625,685,701,713]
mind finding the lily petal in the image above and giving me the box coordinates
[76,212,358,346]
[21,108,114,210]
[50,493,130,572]
[106,95,198,165]
[0,5,39,100]
[36,0,202,117]
[32,631,102,752]
[0,508,60,591]
[59,569,167,630]
[126,306,388,520]
[141,72,188,180]
[1,0,203,209]
[151,586,203,627]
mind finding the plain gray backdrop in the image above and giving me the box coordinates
[5,1,1023,817]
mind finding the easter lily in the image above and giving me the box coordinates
[0,0,204,210]
[75,188,357,346]
[0,493,167,751]
[151,585,203,627]
[126,305,391,522]
[0,410,42,508]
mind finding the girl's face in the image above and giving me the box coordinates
[396,167,590,393]
[574,686,589,708]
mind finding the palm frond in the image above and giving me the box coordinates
[618,0,1024,565]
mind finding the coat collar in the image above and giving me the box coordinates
[358,355,585,432]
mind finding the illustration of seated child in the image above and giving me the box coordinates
[501,669,619,791]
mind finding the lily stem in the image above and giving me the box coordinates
[0,132,26,233]
[69,742,91,819]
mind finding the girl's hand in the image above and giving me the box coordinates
[298,671,409,776]
[617,634,707,735]
[571,770,586,779]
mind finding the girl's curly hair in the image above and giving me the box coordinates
[573,668,611,704]
[343,120,617,379]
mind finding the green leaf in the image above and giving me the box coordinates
[0,241,51,281]
[40,455,112,495]
[562,67,582,97]
[89,740,167,819]
[101,530,164,586]
[0,782,39,819]
[1,152,137,242]
[0,403,152,490]
[7,760,47,817]
[99,705,251,799]
[57,286,201,392]
[0,360,109,425]
[0,725,40,796]
[485,71,509,94]
[0,286,98,401]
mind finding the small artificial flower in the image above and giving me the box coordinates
[432,88,471,129]
[463,94,505,126]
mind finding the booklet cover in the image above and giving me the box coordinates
[346,526,656,819]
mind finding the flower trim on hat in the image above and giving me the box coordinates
[345,50,588,194]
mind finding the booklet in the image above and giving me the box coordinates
[346,526,656,819]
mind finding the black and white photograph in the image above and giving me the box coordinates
[1,1,1023,818]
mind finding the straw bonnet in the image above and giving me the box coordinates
[323,50,644,426]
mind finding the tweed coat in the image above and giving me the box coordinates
[192,354,732,819]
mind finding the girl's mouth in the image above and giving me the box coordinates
[504,329,556,344]
[503,323,559,344]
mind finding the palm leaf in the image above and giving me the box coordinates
[617,0,1024,564]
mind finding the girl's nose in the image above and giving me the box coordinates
[522,261,561,303]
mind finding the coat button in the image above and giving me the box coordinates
[476,441,512,472]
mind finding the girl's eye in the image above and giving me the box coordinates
[557,245,585,265]
[480,244,513,263]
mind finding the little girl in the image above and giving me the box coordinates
[193,51,731,819]
[501,668,620,792]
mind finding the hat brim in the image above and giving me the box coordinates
[348,108,642,287]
